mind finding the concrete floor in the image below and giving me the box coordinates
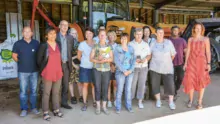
[0,71,219,124]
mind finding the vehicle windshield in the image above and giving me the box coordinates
[82,0,128,30]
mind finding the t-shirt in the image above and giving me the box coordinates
[169,37,187,66]
[12,38,39,73]
[78,41,93,69]
[129,40,151,68]
[109,42,117,52]
[149,39,176,74]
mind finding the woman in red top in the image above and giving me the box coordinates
[182,23,211,109]
[37,27,63,121]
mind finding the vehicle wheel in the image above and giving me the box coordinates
[210,45,218,73]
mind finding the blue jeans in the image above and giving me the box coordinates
[115,71,134,110]
[18,72,38,110]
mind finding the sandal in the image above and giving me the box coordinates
[79,96,83,103]
[197,100,203,109]
[93,102,97,107]
[53,110,63,118]
[43,112,51,121]
[197,104,203,109]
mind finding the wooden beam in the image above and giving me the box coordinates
[155,0,180,9]
[4,0,7,12]
[174,0,189,6]
[192,0,220,3]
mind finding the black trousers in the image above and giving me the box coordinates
[174,65,184,95]
[150,71,175,95]
[61,63,70,105]
[93,69,111,101]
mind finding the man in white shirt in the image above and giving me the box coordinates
[129,28,151,109]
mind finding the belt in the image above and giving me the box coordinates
[62,61,68,64]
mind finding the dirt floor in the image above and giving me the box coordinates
[0,71,219,124]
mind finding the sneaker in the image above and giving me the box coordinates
[127,108,134,113]
[116,109,120,114]
[107,101,112,108]
[102,108,110,115]
[187,100,193,108]
[31,108,40,115]
[71,97,77,104]
[169,102,176,110]
[20,110,28,117]
[138,102,144,109]
[156,100,162,108]
[81,104,87,111]
[95,108,101,115]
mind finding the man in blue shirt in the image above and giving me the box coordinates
[12,26,40,117]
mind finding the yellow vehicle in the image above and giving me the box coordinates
[106,20,156,43]
[68,1,156,43]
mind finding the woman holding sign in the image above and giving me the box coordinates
[90,29,113,115]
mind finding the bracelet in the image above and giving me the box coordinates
[207,63,211,65]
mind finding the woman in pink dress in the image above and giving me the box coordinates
[182,22,211,109]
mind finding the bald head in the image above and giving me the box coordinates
[22,26,33,41]
[22,26,32,32]
[59,20,69,34]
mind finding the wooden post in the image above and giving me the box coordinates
[138,8,141,22]
[184,14,187,24]
[153,9,159,25]
[70,4,73,23]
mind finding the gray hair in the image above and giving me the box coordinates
[68,28,78,40]
[134,28,143,35]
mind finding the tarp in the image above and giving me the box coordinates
[0,39,18,80]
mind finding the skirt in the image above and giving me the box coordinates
[79,67,93,83]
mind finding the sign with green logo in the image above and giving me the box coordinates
[0,49,13,63]
[0,41,17,80]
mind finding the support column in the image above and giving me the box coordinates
[153,9,159,25]
[88,0,93,28]
[17,0,22,14]
[72,5,78,23]
[126,0,130,20]
[184,14,187,24]
[162,14,166,24]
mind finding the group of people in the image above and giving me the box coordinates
[12,20,211,121]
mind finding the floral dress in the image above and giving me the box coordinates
[69,39,80,84]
